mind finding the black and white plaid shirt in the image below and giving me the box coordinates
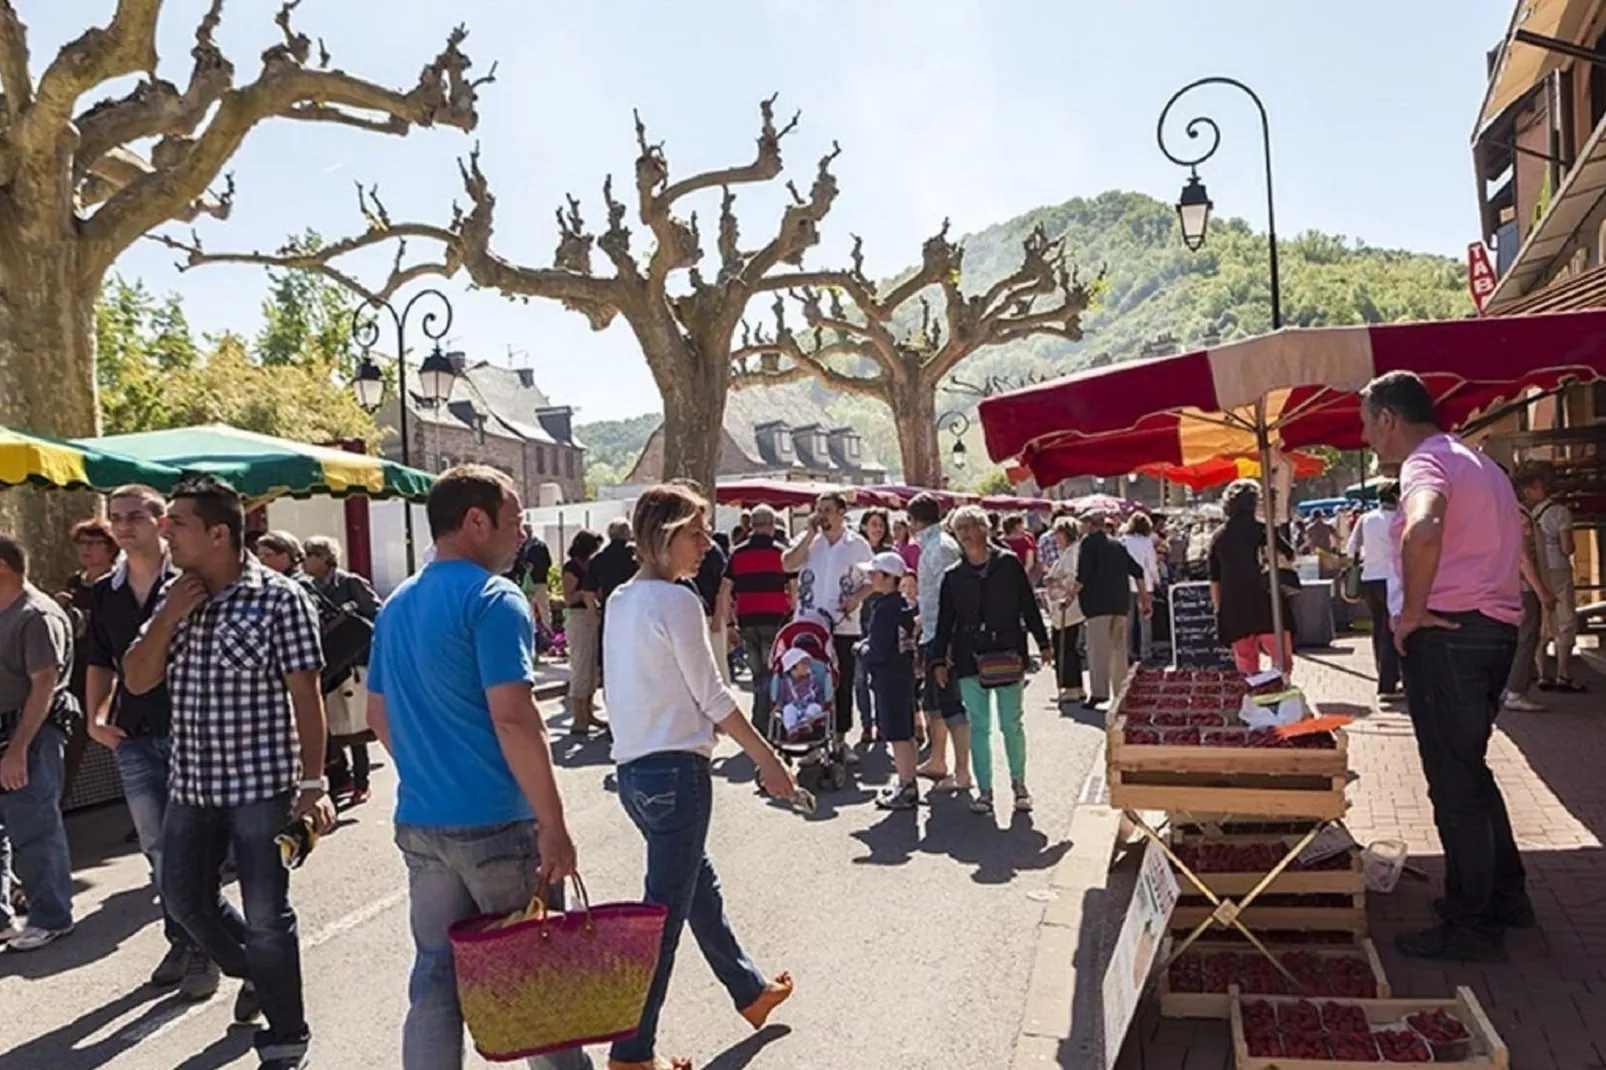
[152,555,325,807]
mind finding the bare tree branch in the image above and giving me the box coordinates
[0,0,32,119]
[24,0,161,147]
[81,20,487,280]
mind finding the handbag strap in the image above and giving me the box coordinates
[523,873,596,939]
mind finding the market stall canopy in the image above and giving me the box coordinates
[1060,493,1146,519]
[1136,450,1328,491]
[979,311,1606,484]
[857,484,979,510]
[82,425,434,502]
[713,479,901,510]
[1296,497,1357,518]
[1476,0,1591,135]
[979,495,1054,512]
[1,425,187,493]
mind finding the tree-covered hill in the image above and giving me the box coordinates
[590,188,1472,486]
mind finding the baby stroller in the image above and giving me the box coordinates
[767,615,850,792]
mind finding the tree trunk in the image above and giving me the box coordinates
[647,321,728,497]
[0,250,102,589]
[891,381,941,489]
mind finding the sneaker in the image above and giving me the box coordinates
[970,791,994,815]
[1012,781,1034,813]
[179,952,221,1001]
[1502,691,1545,712]
[149,943,190,987]
[875,782,919,811]
[256,1052,309,1070]
[1433,895,1536,930]
[233,981,263,1024]
[6,923,73,952]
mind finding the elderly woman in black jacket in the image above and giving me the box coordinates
[933,505,1052,817]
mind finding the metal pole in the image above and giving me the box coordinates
[394,308,416,575]
[1256,399,1288,673]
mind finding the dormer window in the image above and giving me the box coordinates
[814,431,827,457]
[777,434,792,455]
[848,436,861,459]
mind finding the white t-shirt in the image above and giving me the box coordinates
[794,529,873,636]
[1120,534,1160,592]
[1531,498,1574,573]
[1344,507,1397,584]
[602,578,738,766]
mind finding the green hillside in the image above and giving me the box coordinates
[587,189,1472,485]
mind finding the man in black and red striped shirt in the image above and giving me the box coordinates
[724,505,792,735]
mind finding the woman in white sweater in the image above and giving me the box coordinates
[602,484,797,1070]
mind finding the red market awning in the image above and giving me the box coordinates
[858,484,979,510]
[1136,450,1328,491]
[980,494,1055,511]
[979,311,1606,483]
[713,479,904,510]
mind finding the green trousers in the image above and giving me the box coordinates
[958,676,1026,793]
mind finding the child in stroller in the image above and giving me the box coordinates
[767,617,851,791]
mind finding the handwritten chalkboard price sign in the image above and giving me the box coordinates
[1168,580,1233,668]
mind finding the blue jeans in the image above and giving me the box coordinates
[612,752,766,1064]
[394,820,591,1070]
[114,735,193,949]
[854,655,874,733]
[163,792,304,1062]
[0,723,73,930]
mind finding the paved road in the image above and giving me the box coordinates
[2,670,1104,1070]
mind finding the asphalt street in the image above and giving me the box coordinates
[2,669,1105,1070]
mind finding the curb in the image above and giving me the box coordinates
[1012,781,1123,1069]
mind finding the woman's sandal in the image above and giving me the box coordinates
[607,1059,691,1070]
[739,972,794,1030]
[1554,677,1588,693]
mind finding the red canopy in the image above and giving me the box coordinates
[980,495,1054,511]
[713,479,897,510]
[979,311,1606,483]
[858,484,979,510]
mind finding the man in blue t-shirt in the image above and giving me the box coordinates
[366,465,587,1070]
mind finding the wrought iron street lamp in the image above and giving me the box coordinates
[939,410,971,471]
[1157,76,1282,330]
[350,287,459,573]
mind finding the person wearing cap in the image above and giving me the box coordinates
[862,551,920,810]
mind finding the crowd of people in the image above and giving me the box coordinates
[0,367,1589,1066]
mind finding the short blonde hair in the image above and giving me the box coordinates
[949,504,989,535]
[632,483,707,574]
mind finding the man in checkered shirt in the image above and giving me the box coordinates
[125,475,334,1070]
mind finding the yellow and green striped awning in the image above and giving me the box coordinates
[1,425,186,492]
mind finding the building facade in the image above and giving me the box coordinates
[376,356,587,504]
[624,383,888,487]
[1471,0,1605,597]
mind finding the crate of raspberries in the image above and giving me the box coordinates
[1160,942,1388,1019]
[1167,836,1363,897]
[1229,987,1508,1068]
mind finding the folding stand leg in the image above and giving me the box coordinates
[1127,811,1331,993]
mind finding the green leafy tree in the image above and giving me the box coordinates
[255,230,358,374]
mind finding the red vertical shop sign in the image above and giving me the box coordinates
[1467,242,1496,314]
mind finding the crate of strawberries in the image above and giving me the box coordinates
[1166,833,1364,897]
[1229,986,1508,1068]
[1159,941,1389,1019]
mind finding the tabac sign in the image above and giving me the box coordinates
[1467,242,1496,314]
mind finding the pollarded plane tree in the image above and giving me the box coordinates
[730,222,1093,487]
[160,95,845,494]
[0,0,486,566]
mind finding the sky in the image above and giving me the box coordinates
[33,0,1516,421]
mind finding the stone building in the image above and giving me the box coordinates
[377,355,586,504]
[625,383,888,487]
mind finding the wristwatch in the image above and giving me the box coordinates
[298,778,329,793]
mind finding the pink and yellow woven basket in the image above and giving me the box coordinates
[448,876,668,1062]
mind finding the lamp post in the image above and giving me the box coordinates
[1158,77,1289,668]
[938,410,971,471]
[1157,76,1282,331]
[350,288,459,574]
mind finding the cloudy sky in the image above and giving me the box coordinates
[34,0,1513,420]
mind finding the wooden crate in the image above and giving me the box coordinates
[1170,893,1367,935]
[1106,676,1350,819]
[1164,832,1365,897]
[1228,986,1509,1069]
[1157,939,1389,1019]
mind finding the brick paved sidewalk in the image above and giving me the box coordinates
[1116,637,1606,1069]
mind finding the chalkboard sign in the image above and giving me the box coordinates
[1168,580,1233,668]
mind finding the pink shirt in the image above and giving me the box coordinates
[1392,433,1522,626]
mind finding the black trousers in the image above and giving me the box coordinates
[1400,611,1525,937]
[1052,625,1084,694]
[1360,580,1400,693]
[832,634,858,735]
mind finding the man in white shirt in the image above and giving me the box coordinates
[1343,482,1401,696]
[1515,465,1583,691]
[783,492,873,741]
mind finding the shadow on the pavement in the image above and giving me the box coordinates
[0,984,198,1070]
[910,806,1072,884]
[1058,701,1107,728]
[702,1023,791,1070]
[168,1025,256,1070]
[0,886,159,982]
[850,809,921,866]
[551,733,612,769]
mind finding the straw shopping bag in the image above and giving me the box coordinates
[448,874,668,1062]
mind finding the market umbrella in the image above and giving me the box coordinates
[82,424,434,502]
[979,310,1606,668]
[979,495,1055,512]
[1061,492,1146,519]
[858,484,979,511]
[1137,450,1328,491]
[1,424,187,493]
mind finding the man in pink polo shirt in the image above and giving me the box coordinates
[1360,370,1527,963]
